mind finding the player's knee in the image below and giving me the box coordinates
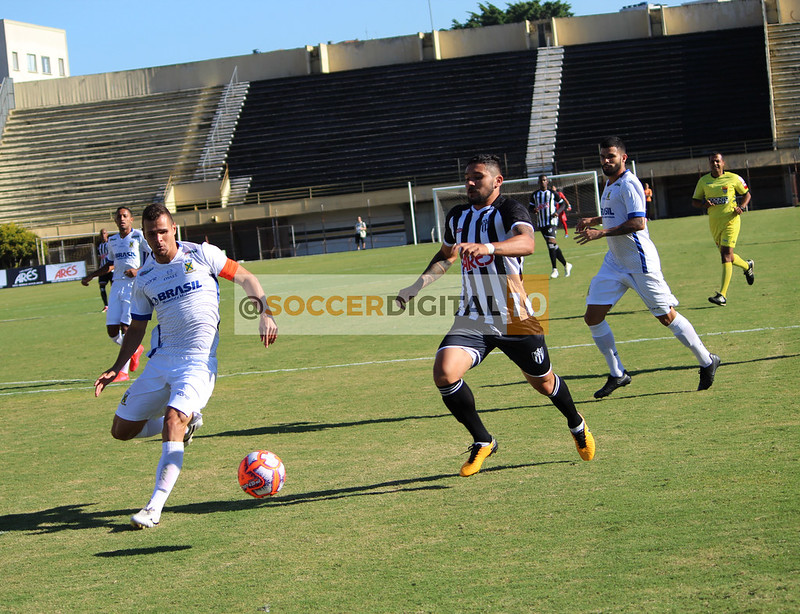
[110,424,135,441]
[584,312,602,327]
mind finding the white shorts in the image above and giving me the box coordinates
[586,259,678,317]
[115,353,217,422]
[106,280,134,326]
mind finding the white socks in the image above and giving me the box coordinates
[668,312,713,367]
[147,441,184,514]
[134,417,164,439]
[589,321,625,377]
[110,330,131,374]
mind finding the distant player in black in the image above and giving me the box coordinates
[529,175,572,278]
[97,229,113,312]
[395,154,595,477]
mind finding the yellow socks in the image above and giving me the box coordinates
[720,261,733,297]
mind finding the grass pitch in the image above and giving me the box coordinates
[1,208,798,613]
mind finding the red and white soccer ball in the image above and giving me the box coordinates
[238,450,286,497]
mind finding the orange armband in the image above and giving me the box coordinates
[219,258,239,281]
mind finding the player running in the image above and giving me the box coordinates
[395,154,595,477]
[82,207,148,381]
[94,203,277,529]
[691,152,754,306]
[575,136,720,397]
[529,175,572,278]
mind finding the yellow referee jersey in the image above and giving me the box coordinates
[692,171,749,220]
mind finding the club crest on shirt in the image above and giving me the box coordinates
[129,240,135,248]
[184,260,194,273]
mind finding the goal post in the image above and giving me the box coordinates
[431,171,600,243]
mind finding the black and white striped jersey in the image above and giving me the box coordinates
[98,240,110,267]
[443,195,537,328]
[529,188,558,229]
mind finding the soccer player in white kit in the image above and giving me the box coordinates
[82,206,149,381]
[94,203,278,529]
[575,136,720,398]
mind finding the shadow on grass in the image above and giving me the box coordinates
[95,545,192,557]
[0,460,568,534]
[482,353,799,390]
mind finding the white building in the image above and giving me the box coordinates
[0,19,69,83]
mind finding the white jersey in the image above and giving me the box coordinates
[131,241,229,360]
[444,195,538,329]
[106,229,151,283]
[600,170,662,274]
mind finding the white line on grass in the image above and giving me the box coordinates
[1,324,798,397]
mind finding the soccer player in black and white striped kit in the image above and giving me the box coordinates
[530,175,572,279]
[396,154,595,477]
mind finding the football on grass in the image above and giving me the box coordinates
[238,450,286,497]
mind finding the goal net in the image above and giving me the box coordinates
[431,171,600,243]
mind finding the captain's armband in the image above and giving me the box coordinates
[220,258,240,281]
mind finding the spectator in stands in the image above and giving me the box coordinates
[643,182,654,216]
[82,207,148,382]
[96,228,113,312]
[529,175,572,278]
[575,136,720,398]
[550,185,571,237]
[691,152,754,306]
[355,216,367,250]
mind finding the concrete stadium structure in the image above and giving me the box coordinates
[0,0,797,261]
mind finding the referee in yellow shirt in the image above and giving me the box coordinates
[692,152,754,306]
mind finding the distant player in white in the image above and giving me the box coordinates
[575,136,720,398]
[83,206,149,381]
[94,203,277,529]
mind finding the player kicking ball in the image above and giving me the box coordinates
[94,203,277,529]
[395,154,595,477]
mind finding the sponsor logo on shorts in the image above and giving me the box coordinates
[120,391,129,405]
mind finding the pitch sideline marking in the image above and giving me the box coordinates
[1,324,798,396]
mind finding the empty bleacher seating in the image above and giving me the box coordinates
[226,51,538,199]
[0,87,223,226]
[554,27,773,172]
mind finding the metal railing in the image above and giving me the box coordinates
[198,67,242,180]
[0,77,15,143]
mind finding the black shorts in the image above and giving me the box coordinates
[539,226,557,241]
[438,325,552,378]
[98,272,113,286]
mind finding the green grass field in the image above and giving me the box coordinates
[1,208,798,613]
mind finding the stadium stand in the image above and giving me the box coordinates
[0,86,223,226]
[226,50,538,202]
[554,27,773,173]
[768,22,800,150]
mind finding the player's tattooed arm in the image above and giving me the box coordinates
[395,246,457,310]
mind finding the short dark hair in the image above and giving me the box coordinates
[538,174,548,181]
[142,203,173,223]
[599,136,626,152]
[115,206,133,216]
[708,151,724,160]
[466,153,502,175]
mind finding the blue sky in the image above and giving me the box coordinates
[4,1,675,76]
